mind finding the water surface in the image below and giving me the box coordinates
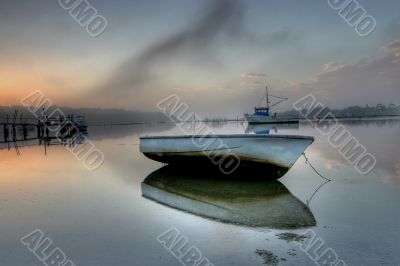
[1,119,399,265]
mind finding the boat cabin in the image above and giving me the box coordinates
[254,107,270,117]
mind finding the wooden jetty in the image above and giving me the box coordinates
[0,111,87,145]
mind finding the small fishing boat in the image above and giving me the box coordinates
[72,115,88,132]
[245,83,299,124]
[140,134,314,171]
[245,123,300,134]
[141,166,316,228]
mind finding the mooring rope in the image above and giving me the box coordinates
[306,178,331,206]
[302,152,332,206]
[302,152,331,182]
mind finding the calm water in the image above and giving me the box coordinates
[1,119,399,266]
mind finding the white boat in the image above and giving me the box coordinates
[140,134,314,170]
[141,166,316,228]
[245,83,300,124]
[244,113,300,124]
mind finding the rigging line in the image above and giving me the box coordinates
[269,99,288,108]
[269,95,288,100]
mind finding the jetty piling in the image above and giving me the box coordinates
[1,111,87,145]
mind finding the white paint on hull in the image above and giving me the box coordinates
[140,134,314,169]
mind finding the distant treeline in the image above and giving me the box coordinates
[1,103,399,124]
[280,104,400,118]
[0,106,170,125]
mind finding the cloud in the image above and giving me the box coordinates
[287,81,301,90]
[321,63,345,73]
[83,2,303,108]
[90,0,244,100]
[380,40,400,62]
[287,39,400,107]
[241,73,266,79]
[380,39,400,51]
[240,72,267,87]
[384,161,400,184]
[241,80,265,86]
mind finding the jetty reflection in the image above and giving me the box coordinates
[142,166,316,229]
[0,124,88,154]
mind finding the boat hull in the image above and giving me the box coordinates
[140,134,314,170]
[245,123,300,134]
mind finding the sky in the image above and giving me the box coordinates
[0,0,399,117]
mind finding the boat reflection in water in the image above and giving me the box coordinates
[245,123,300,135]
[142,166,316,229]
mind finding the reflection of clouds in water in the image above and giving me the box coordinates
[324,159,345,170]
[303,119,400,183]
[306,148,322,157]
[88,123,175,140]
[383,161,400,184]
[307,147,347,171]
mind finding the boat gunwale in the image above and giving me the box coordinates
[140,134,314,141]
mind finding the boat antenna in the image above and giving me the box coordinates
[266,83,270,111]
